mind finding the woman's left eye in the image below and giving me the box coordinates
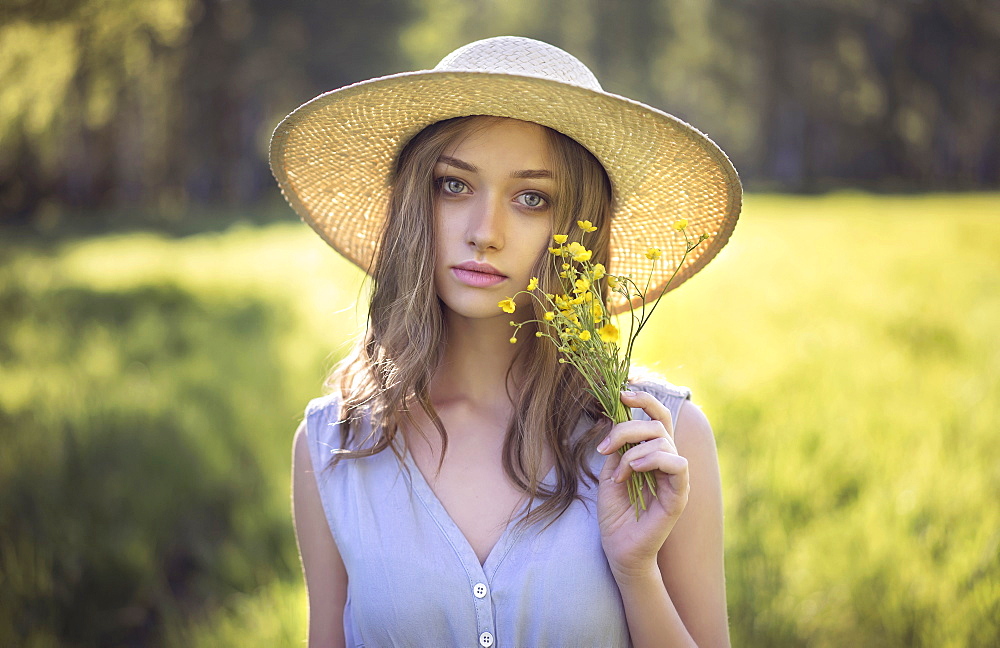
[516,192,548,209]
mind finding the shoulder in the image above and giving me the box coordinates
[301,391,353,448]
[628,369,715,455]
[627,369,692,429]
[674,399,717,461]
[628,367,692,402]
[305,392,343,422]
[293,418,311,474]
[294,392,345,482]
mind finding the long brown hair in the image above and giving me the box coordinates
[328,115,615,526]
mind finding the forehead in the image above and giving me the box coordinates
[441,117,552,166]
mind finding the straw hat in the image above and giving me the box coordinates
[270,36,741,313]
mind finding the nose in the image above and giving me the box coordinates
[467,193,505,251]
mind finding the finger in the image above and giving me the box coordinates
[614,451,689,488]
[618,436,677,466]
[613,443,679,483]
[596,419,670,454]
[620,390,675,440]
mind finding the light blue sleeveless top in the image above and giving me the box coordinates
[303,380,691,648]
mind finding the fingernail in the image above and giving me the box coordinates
[612,466,621,482]
[597,438,610,453]
[621,390,636,397]
[629,459,643,469]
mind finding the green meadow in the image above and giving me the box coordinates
[1,193,997,646]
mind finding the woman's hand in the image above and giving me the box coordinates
[597,390,690,584]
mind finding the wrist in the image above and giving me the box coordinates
[609,559,662,590]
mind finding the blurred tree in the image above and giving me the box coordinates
[721,0,1000,190]
[174,0,414,207]
[0,0,195,220]
[0,0,413,224]
[1,0,998,225]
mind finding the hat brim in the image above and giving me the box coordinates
[270,69,742,314]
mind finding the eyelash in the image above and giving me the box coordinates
[515,192,549,211]
[435,177,550,211]
[437,177,470,195]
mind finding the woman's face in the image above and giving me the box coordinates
[433,118,555,321]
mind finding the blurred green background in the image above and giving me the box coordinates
[1,1,998,646]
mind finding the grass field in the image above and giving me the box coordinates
[1,193,997,646]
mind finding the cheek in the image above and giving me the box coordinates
[515,228,553,281]
[528,223,553,260]
[521,210,552,242]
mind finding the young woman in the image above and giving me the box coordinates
[271,37,741,648]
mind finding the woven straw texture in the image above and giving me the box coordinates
[270,37,742,314]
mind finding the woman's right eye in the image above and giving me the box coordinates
[438,178,469,195]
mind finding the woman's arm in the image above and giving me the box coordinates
[597,392,729,647]
[292,421,348,648]
[658,402,729,646]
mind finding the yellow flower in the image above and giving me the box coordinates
[548,247,564,256]
[570,295,584,305]
[577,219,597,232]
[591,302,603,319]
[578,330,592,341]
[509,336,517,344]
[574,277,590,293]
[607,275,620,289]
[527,277,539,291]
[573,249,592,263]
[553,234,568,244]
[543,311,555,321]
[592,263,606,280]
[645,247,661,260]
[555,294,570,310]
[535,331,544,337]
[562,263,570,270]
[559,271,567,278]
[583,292,593,302]
[598,323,619,343]
[673,218,688,231]
[498,298,516,314]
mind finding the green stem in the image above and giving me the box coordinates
[608,394,653,520]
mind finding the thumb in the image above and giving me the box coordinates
[599,451,621,482]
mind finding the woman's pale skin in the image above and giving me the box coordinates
[292,118,729,647]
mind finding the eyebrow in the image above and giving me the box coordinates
[437,156,553,180]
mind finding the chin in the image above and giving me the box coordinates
[440,300,512,322]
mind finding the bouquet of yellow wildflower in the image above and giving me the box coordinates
[500,218,709,518]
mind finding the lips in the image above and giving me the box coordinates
[451,261,508,288]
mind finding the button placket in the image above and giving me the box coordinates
[471,581,494,645]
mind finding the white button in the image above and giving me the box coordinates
[479,631,494,647]
[473,583,488,599]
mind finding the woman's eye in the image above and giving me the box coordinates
[517,192,547,209]
[441,178,468,194]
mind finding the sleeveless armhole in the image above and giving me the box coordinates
[302,393,347,550]
[628,377,692,430]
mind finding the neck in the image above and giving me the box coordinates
[430,311,526,417]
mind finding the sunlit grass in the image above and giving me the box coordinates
[1,193,997,646]
[632,192,1000,646]
[162,579,306,648]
